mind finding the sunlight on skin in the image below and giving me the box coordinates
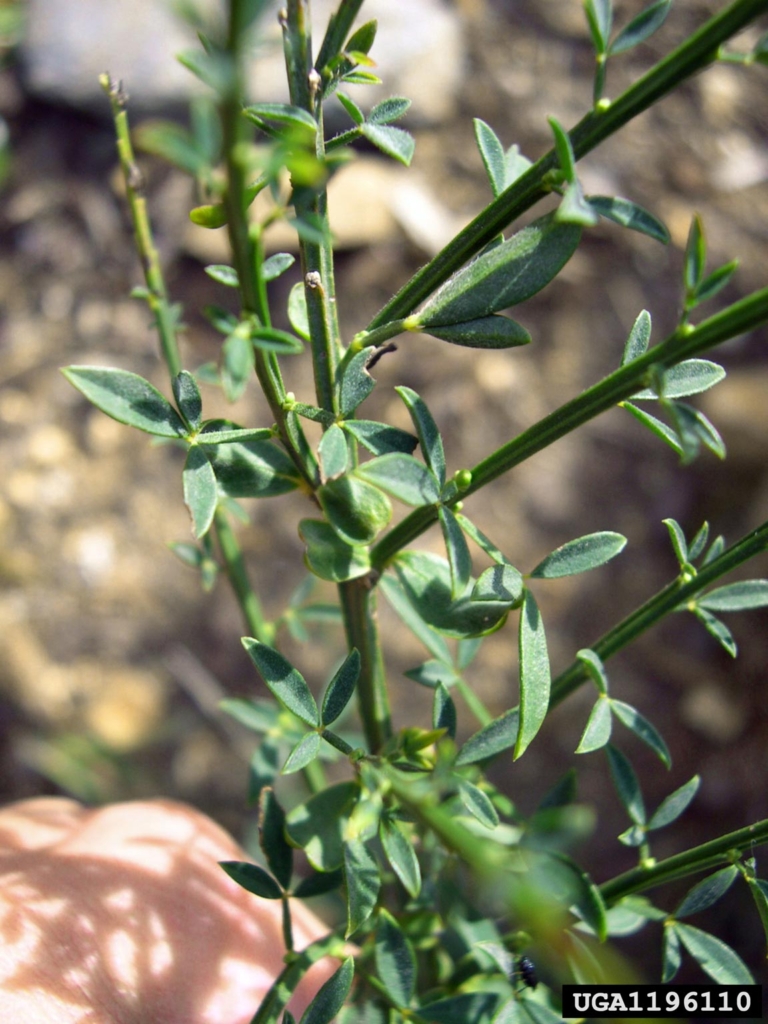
[0,798,337,1024]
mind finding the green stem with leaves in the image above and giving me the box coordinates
[100,75,182,381]
[282,1,342,414]
[600,818,768,904]
[371,286,768,568]
[223,0,316,487]
[367,0,768,330]
[550,518,768,707]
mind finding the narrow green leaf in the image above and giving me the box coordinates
[259,788,293,890]
[134,119,207,175]
[417,213,581,327]
[675,866,739,919]
[505,144,533,187]
[356,454,440,506]
[474,118,506,197]
[251,327,304,355]
[177,48,233,94]
[345,18,378,56]
[344,838,380,936]
[693,259,739,304]
[341,70,382,86]
[338,349,375,415]
[394,386,446,487]
[342,420,417,456]
[62,366,187,437]
[243,102,317,135]
[183,446,218,538]
[380,817,422,898]
[530,531,626,578]
[576,697,613,753]
[299,957,355,1024]
[361,123,415,166]
[584,0,613,53]
[322,649,360,726]
[292,867,344,899]
[555,853,608,942]
[173,370,202,431]
[369,97,411,125]
[318,475,392,545]
[746,877,768,949]
[673,922,753,984]
[242,639,320,727]
[548,116,577,185]
[221,331,253,401]
[432,682,457,739]
[648,775,700,831]
[456,514,509,565]
[404,660,458,690]
[220,860,282,899]
[588,195,669,244]
[515,591,550,759]
[420,315,531,349]
[206,263,239,287]
[610,700,671,768]
[207,438,300,498]
[337,91,365,125]
[609,0,672,55]
[319,423,349,481]
[204,304,239,335]
[694,606,737,655]
[688,520,710,562]
[378,574,452,663]
[220,696,278,733]
[439,506,472,598]
[632,359,725,400]
[375,910,416,1009]
[458,779,499,829]
[393,551,511,639]
[288,281,310,341]
[420,993,500,1024]
[671,401,726,461]
[621,401,684,455]
[196,425,273,445]
[576,648,610,694]
[684,214,706,292]
[618,824,647,847]
[285,781,359,872]
[282,732,322,774]
[621,309,652,365]
[262,252,296,282]
[456,708,520,766]
[606,745,646,825]
[472,564,524,606]
[698,580,768,612]
[662,924,682,982]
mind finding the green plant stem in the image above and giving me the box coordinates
[214,508,273,644]
[282,3,342,414]
[315,0,366,77]
[455,676,493,727]
[550,518,768,707]
[371,286,768,568]
[600,818,768,904]
[321,727,356,756]
[100,75,182,381]
[223,1,316,488]
[367,0,768,329]
[339,578,392,752]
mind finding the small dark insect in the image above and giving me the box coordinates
[516,955,537,989]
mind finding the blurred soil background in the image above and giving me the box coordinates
[1,0,767,983]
